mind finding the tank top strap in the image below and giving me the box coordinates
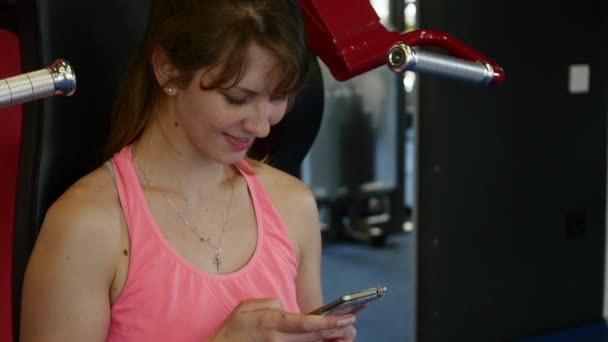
[233,158,298,281]
[109,145,151,251]
[234,158,260,197]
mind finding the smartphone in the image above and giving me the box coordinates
[308,286,387,315]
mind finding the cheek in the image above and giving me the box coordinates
[203,104,230,130]
[269,105,288,126]
[209,115,229,130]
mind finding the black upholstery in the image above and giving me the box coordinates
[0,1,16,33]
[255,57,324,178]
[12,1,324,341]
[13,2,152,339]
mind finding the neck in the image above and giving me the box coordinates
[132,116,230,198]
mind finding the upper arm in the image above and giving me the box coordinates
[290,188,324,313]
[257,165,324,313]
[20,176,122,342]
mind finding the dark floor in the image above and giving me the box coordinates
[320,232,608,342]
[520,323,608,342]
[321,232,413,342]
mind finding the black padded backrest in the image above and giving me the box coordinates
[259,57,324,178]
[12,2,324,341]
[13,2,151,340]
[0,1,16,33]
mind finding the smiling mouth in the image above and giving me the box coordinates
[224,133,254,151]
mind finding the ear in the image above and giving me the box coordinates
[151,47,178,88]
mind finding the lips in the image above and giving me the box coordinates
[224,133,254,151]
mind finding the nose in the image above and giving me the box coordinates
[243,101,272,138]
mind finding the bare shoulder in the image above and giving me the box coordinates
[37,165,124,265]
[20,166,124,341]
[45,166,122,236]
[248,160,316,210]
[247,160,320,261]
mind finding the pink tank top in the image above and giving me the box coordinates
[106,146,300,342]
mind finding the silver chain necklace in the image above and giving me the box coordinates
[134,155,234,272]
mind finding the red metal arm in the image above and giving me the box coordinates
[297,0,505,84]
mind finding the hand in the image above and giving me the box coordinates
[206,298,357,342]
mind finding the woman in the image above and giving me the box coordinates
[19,0,357,341]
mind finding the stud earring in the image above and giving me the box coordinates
[164,86,176,95]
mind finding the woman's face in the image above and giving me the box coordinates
[170,43,290,164]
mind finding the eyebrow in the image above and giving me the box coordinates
[230,85,286,96]
[232,86,259,95]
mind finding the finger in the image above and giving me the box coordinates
[321,325,357,340]
[275,313,356,333]
[280,325,357,342]
[279,331,329,342]
[322,314,357,327]
[279,327,354,342]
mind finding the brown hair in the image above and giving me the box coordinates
[103,0,309,161]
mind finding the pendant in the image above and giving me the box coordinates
[213,250,222,272]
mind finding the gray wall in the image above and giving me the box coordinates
[302,62,399,197]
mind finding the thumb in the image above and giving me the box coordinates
[236,298,283,312]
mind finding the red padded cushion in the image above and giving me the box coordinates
[0,28,22,342]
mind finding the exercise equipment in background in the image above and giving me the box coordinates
[297,0,504,84]
[297,0,504,246]
[0,59,76,109]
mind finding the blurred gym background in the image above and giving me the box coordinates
[312,1,608,341]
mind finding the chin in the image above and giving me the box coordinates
[217,151,248,165]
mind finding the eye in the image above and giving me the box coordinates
[223,94,251,105]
